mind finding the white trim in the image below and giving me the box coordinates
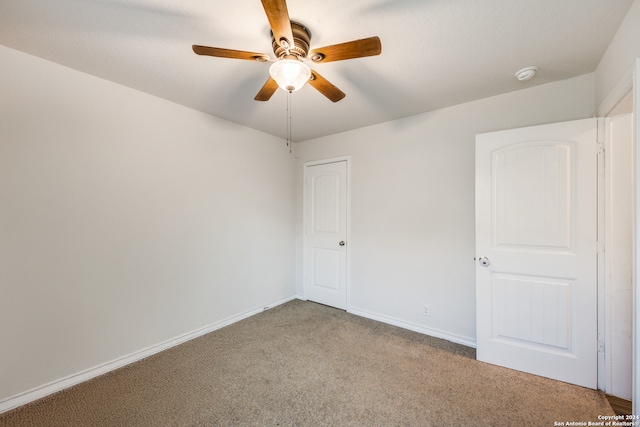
[0,295,296,415]
[345,159,352,311]
[601,113,635,399]
[597,66,634,117]
[596,61,638,397]
[303,156,351,168]
[302,156,351,310]
[597,117,607,392]
[348,306,477,349]
[632,57,639,415]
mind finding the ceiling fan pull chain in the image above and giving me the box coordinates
[287,91,292,154]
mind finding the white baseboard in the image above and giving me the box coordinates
[348,306,477,349]
[0,295,296,415]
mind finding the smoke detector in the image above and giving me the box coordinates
[515,66,538,81]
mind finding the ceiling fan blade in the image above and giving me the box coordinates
[308,71,346,103]
[255,77,279,101]
[192,45,270,62]
[309,36,382,63]
[261,0,294,50]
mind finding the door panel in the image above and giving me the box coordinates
[476,118,597,388]
[304,161,348,309]
[312,248,340,290]
[492,273,571,350]
[493,143,572,249]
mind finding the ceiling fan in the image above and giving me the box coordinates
[192,0,382,103]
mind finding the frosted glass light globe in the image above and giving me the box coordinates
[269,59,311,92]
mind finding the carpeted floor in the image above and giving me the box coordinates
[0,299,614,426]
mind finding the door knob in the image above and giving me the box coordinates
[339,241,346,246]
[478,257,490,267]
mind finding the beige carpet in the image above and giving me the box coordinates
[0,300,614,426]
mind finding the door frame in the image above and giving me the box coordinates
[602,111,634,399]
[633,58,639,415]
[302,156,352,310]
[596,58,639,410]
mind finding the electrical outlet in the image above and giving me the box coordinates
[422,304,431,317]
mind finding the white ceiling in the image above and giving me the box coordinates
[0,0,633,141]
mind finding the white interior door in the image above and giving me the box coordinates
[303,160,348,310]
[475,118,598,388]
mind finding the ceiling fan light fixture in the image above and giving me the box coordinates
[269,59,311,92]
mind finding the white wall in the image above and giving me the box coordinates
[294,74,595,345]
[0,45,296,404]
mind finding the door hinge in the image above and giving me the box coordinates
[597,241,605,254]
[598,339,605,354]
[597,141,605,155]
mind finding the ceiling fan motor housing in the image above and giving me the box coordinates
[192,0,381,103]
[272,22,311,59]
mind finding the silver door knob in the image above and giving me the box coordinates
[339,241,346,246]
[478,257,490,267]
